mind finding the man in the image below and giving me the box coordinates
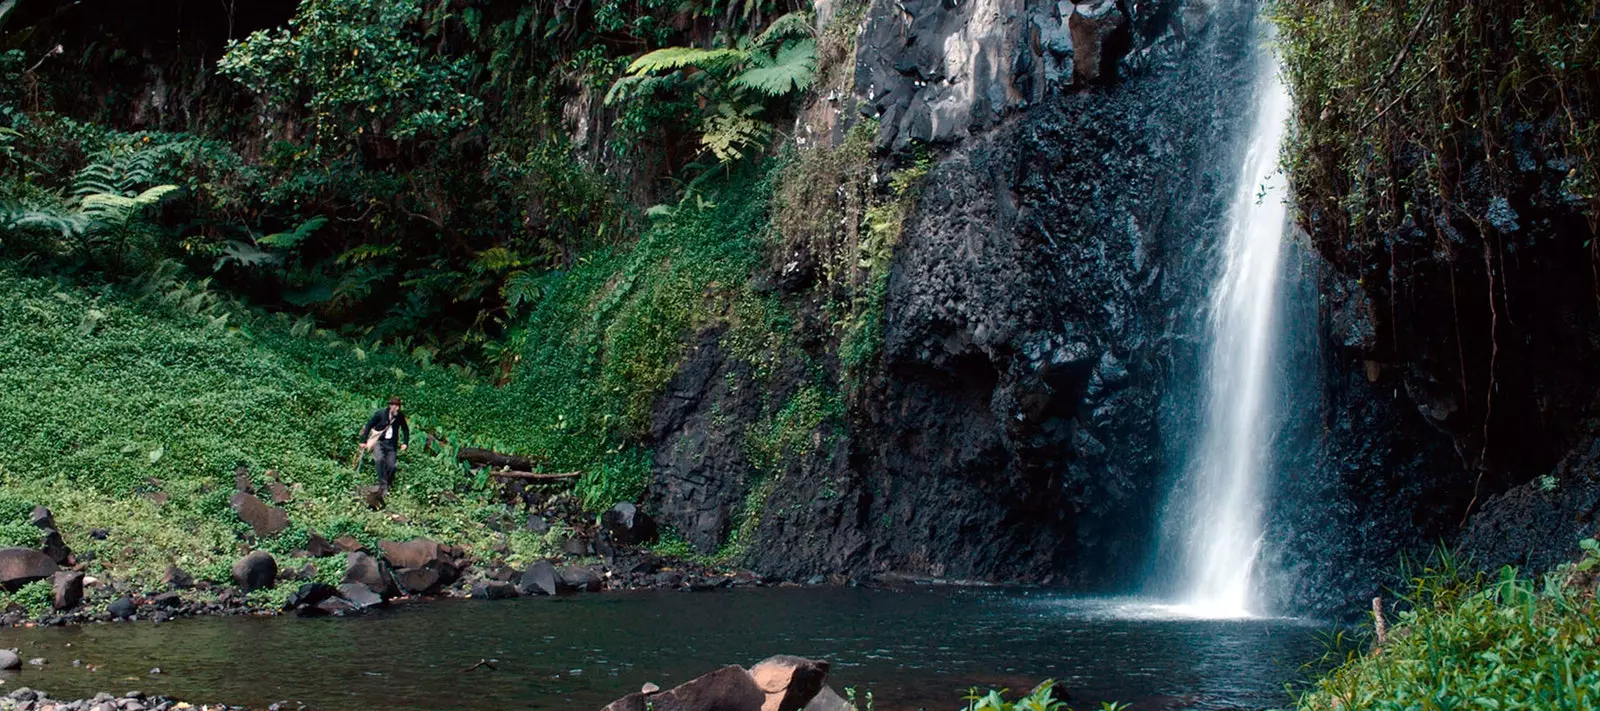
[360,396,410,493]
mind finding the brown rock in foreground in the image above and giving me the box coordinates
[228,492,289,538]
[602,656,830,711]
[750,656,830,711]
[0,547,57,592]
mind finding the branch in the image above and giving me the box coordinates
[457,447,542,471]
[489,470,580,481]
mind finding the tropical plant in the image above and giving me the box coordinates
[607,12,818,162]
[962,680,1128,711]
[1,144,177,273]
[216,0,482,159]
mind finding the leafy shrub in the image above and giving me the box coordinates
[962,680,1126,711]
[0,579,53,618]
[0,522,41,548]
[1297,542,1600,710]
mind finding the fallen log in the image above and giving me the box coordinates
[457,447,541,471]
[489,470,581,481]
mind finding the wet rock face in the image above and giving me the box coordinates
[647,0,1260,587]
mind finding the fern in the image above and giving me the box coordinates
[753,11,814,46]
[625,46,746,75]
[700,102,771,162]
[501,269,544,317]
[78,185,177,223]
[257,216,329,250]
[732,39,818,97]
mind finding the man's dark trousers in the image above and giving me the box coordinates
[376,444,398,492]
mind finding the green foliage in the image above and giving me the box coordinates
[771,122,929,392]
[608,13,818,163]
[962,681,1125,711]
[1297,543,1600,710]
[0,579,52,618]
[1273,0,1600,251]
[217,0,482,157]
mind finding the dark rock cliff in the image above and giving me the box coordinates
[647,0,1265,590]
[645,0,1600,617]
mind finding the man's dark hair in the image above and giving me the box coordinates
[388,396,402,407]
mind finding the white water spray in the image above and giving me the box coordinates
[1175,49,1294,619]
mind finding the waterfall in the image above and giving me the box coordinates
[1172,46,1294,618]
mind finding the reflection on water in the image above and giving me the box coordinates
[0,588,1325,710]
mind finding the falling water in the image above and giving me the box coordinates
[1174,47,1294,618]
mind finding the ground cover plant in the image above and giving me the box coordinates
[1296,543,1600,710]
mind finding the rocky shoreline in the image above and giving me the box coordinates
[0,654,877,711]
[0,688,244,711]
[0,499,777,629]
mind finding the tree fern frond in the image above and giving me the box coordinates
[754,12,814,46]
[470,246,524,273]
[258,215,329,250]
[733,40,818,97]
[626,46,747,75]
[501,269,544,317]
[699,102,771,162]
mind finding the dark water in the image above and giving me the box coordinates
[0,588,1327,710]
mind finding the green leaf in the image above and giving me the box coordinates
[731,40,817,97]
[625,46,746,75]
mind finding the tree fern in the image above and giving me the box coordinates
[625,46,747,75]
[732,40,818,97]
[753,11,814,46]
[257,216,329,250]
[700,102,771,162]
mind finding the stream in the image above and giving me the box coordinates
[0,587,1327,710]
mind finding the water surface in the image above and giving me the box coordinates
[0,587,1325,710]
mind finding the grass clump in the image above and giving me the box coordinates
[0,580,54,618]
[1297,542,1600,710]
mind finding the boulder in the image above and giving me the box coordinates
[1068,0,1130,84]
[313,595,358,616]
[602,502,659,546]
[50,571,83,610]
[266,482,293,505]
[561,536,591,557]
[525,514,549,533]
[231,551,278,593]
[0,547,57,592]
[27,506,54,530]
[107,596,136,620]
[337,583,384,610]
[750,656,830,711]
[342,552,398,599]
[378,538,446,570]
[603,665,766,711]
[162,565,194,590]
[470,580,519,600]
[803,687,853,711]
[333,534,364,552]
[228,492,289,538]
[284,583,338,610]
[304,533,338,558]
[149,591,183,609]
[518,560,560,596]
[89,528,110,540]
[359,485,385,510]
[39,528,72,565]
[394,567,441,595]
[0,650,16,671]
[559,565,603,592]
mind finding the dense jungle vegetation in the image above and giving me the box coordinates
[1,0,1598,706]
[0,0,902,599]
